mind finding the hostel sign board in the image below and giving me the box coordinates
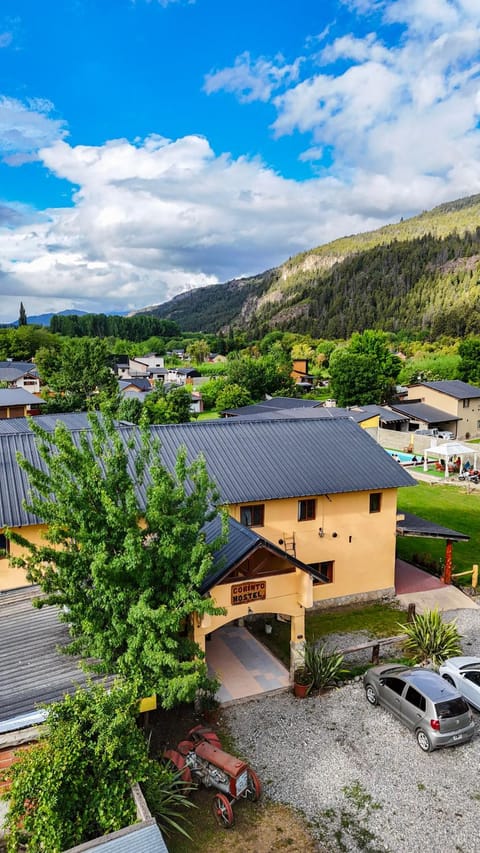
[231,581,266,606]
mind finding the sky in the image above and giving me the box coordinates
[0,0,479,324]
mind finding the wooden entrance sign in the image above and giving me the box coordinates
[231,581,266,606]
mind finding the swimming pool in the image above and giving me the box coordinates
[386,449,420,464]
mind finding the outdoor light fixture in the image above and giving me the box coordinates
[318,527,324,537]
[332,531,338,538]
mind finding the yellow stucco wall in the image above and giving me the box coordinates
[0,524,48,590]
[228,489,397,603]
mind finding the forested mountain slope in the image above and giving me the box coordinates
[136,194,480,338]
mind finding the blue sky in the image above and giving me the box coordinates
[0,0,479,323]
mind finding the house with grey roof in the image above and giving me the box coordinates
[0,361,40,394]
[0,388,45,420]
[402,380,480,439]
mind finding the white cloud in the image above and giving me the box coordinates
[0,32,12,48]
[204,52,301,103]
[0,133,410,322]
[0,96,67,163]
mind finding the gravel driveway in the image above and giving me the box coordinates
[224,608,480,853]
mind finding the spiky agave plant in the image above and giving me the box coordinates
[400,608,462,668]
[304,639,347,689]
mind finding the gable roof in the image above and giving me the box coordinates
[0,413,91,435]
[419,380,480,400]
[222,397,321,416]
[0,363,39,382]
[201,516,330,592]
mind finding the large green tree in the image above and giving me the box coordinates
[36,337,118,409]
[457,337,480,384]
[330,330,401,406]
[226,353,294,400]
[9,416,225,704]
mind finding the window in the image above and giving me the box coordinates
[240,504,264,528]
[310,561,334,584]
[383,677,405,696]
[463,399,470,409]
[298,499,315,521]
[464,671,480,687]
[369,493,382,513]
[0,532,9,559]
[405,686,426,711]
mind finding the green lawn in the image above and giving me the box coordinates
[397,481,480,577]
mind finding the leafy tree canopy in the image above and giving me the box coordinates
[215,383,253,411]
[36,337,118,409]
[458,337,480,385]
[226,353,294,401]
[9,415,226,703]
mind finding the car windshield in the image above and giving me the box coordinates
[435,697,469,718]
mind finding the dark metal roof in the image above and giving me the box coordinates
[0,413,92,435]
[222,397,321,416]
[420,380,480,400]
[0,587,106,732]
[64,819,168,853]
[202,516,329,591]
[396,511,469,541]
[118,377,151,392]
[0,418,415,530]
[0,360,38,376]
[0,388,45,407]
[354,405,408,424]
[389,401,460,423]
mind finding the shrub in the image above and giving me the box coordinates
[304,640,346,689]
[400,608,462,668]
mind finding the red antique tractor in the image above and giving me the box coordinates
[164,724,261,827]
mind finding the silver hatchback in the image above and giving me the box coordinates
[363,664,474,752]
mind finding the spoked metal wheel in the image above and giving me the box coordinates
[365,684,378,706]
[212,792,234,827]
[416,729,432,753]
[245,768,262,802]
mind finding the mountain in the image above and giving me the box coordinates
[135,193,480,339]
[7,309,89,327]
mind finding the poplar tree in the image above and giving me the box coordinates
[18,301,27,326]
[9,415,226,707]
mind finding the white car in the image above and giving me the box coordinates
[439,657,480,711]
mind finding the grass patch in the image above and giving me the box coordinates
[397,481,480,577]
[194,411,221,420]
[250,602,408,668]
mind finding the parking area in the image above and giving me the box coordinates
[224,608,480,853]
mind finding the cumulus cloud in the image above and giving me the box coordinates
[0,96,68,165]
[204,52,301,103]
[0,133,402,322]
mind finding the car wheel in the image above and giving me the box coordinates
[416,729,432,753]
[365,684,378,706]
[442,674,455,687]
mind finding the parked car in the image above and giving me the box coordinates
[363,664,474,752]
[439,657,480,711]
[414,428,454,439]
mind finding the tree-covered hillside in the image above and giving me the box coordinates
[136,193,480,338]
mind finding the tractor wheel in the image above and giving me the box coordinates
[212,792,234,828]
[245,768,262,802]
[163,749,192,786]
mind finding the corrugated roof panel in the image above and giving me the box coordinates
[421,380,480,400]
[389,402,460,423]
[64,820,168,853]
[0,419,415,529]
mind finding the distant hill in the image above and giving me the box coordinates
[134,193,480,338]
[7,309,128,327]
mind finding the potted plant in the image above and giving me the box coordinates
[293,666,313,698]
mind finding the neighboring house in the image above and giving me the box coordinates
[118,377,152,394]
[207,352,227,363]
[291,358,314,392]
[111,354,130,379]
[0,417,414,669]
[220,397,382,429]
[402,381,480,440]
[166,367,200,385]
[387,400,459,436]
[129,353,165,372]
[0,388,45,420]
[190,391,204,415]
[0,361,41,394]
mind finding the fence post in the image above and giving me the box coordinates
[371,644,380,665]
[407,603,416,622]
[473,565,478,590]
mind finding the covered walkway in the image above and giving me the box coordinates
[207,624,289,705]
